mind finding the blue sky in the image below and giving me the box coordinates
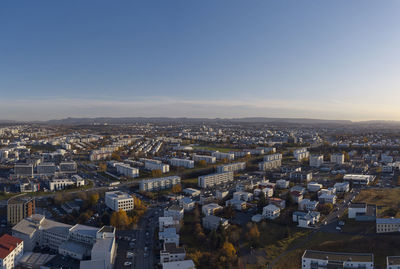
[1,0,400,120]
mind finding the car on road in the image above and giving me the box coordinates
[124,262,132,266]
[336,226,342,231]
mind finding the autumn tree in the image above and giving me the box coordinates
[110,209,132,229]
[98,162,107,172]
[151,169,162,177]
[222,241,236,259]
[198,160,207,167]
[89,193,99,206]
[111,152,122,161]
[171,184,182,193]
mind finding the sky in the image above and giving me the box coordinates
[1,0,400,121]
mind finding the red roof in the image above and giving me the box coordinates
[0,234,22,259]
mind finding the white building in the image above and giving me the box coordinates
[202,203,222,216]
[262,187,274,198]
[309,155,324,168]
[48,178,76,191]
[301,250,374,269]
[318,193,336,204]
[164,205,184,221]
[0,234,24,269]
[331,153,345,165]
[343,174,375,186]
[334,182,350,193]
[139,176,181,192]
[145,160,170,173]
[276,179,289,189]
[376,218,400,233]
[387,256,400,269]
[307,182,323,192]
[105,191,134,211]
[212,151,235,161]
[293,148,310,161]
[262,204,280,219]
[193,155,216,164]
[259,153,282,171]
[198,171,234,188]
[169,158,195,169]
[298,199,319,211]
[233,191,253,202]
[216,162,246,173]
[160,243,186,264]
[115,163,139,178]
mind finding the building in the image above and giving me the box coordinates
[343,174,375,186]
[162,260,196,269]
[259,153,282,171]
[348,203,376,221]
[201,203,222,216]
[276,179,289,189]
[7,196,35,226]
[233,191,253,202]
[12,215,116,268]
[115,163,139,178]
[331,153,345,165]
[159,228,179,246]
[139,176,181,192]
[198,171,234,188]
[334,182,350,193]
[211,151,234,161]
[216,162,246,173]
[105,191,134,211]
[387,256,400,269]
[164,205,184,221]
[183,188,201,197]
[202,215,228,230]
[309,155,324,168]
[376,218,400,233]
[192,155,216,164]
[160,243,186,264]
[293,148,310,161]
[293,211,320,228]
[169,158,195,169]
[0,234,24,269]
[289,171,313,183]
[307,182,322,192]
[298,199,319,211]
[48,178,76,191]
[269,198,286,209]
[144,159,170,173]
[36,163,56,176]
[301,250,374,269]
[179,197,195,212]
[318,193,336,204]
[59,162,77,173]
[262,204,280,219]
[14,164,33,178]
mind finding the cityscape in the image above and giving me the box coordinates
[1,1,400,269]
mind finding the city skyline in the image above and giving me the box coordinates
[1,0,400,121]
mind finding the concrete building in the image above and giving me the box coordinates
[376,218,400,233]
[139,176,181,192]
[387,256,400,269]
[211,151,234,161]
[162,260,195,269]
[262,204,280,219]
[309,155,324,168]
[14,164,33,178]
[259,153,282,171]
[169,158,195,169]
[36,163,56,176]
[105,191,134,211]
[202,203,222,216]
[276,179,289,189]
[7,196,35,226]
[164,205,184,221]
[115,163,139,178]
[0,234,24,269]
[334,182,350,193]
[198,171,234,188]
[298,199,319,211]
[343,174,375,186]
[192,155,216,164]
[293,148,310,161]
[307,182,323,192]
[216,162,246,173]
[59,162,77,173]
[48,178,76,191]
[202,215,229,230]
[144,159,170,173]
[301,250,374,269]
[160,243,186,264]
[331,153,345,165]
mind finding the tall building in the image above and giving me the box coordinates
[0,234,24,269]
[7,196,35,226]
[293,148,309,161]
[105,191,134,211]
[198,171,234,188]
[309,155,324,168]
[114,163,139,178]
[330,153,345,165]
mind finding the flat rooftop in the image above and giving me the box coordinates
[303,250,373,263]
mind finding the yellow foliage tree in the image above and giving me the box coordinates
[222,241,236,259]
[248,224,260,240]
[198,160,207,167]
[98,162,107,172]
[171,184,182,193]
[89,193,99,206]
[110,209,132,229]
[151,169,162,177]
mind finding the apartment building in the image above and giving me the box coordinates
[7,196,35,226]
[309,155,324,168]
[192,154,216,164]
[59,162,77,173]
[139,176,181,192]
[216,162,246,173]
[331,153,345,165]
[144,159,170,173]
[169,158,195,169]
[343,174,375,186]
[105,191,134,211]
[293,148,309,161]
[0,234,24,269]
[211,151,234,161]
[198,171,234,188]
[115,162,139,178]
[36,163,56,176]
[376,218,400,233]
[259,153,282,171]
[387,256,400,269]
[160,243,186,264]
[301,250,374,269]
[14,164,33,178]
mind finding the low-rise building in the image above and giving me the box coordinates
[105,191,134,211]
[376,218,400,233]
[198,171,234,188]
[212,151,234,161]
[0,234,24,269]
[216,162,246,173]
[164,205,184,221]
[193,155,216,164]
[343,174,375,186]
[202,215,228,230]
[298,199,319,211]
[115,163,139,178]
[262,204,280,219]
[169,158,195,169]
[387,256,400,269]
[160,243,186,264]
[276,179,289,189]
[309,155,324,168]
[139,176,181,192]
[202,203,222,216]
[334,182,350,193]
[301,250,374,269]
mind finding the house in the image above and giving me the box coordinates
[183,188,201,197]
[202,215,229,230]
[318,193,336,204]
[290,186,306,195]
[160,243,186,264]
[158,228,179,246]
[276,179,289,189]
[215,190,229,200]
[298,199,319,211]
[307,182,322,192]
[262,204,280,220]
[293,211,320,228]
[201,203,222,216]
[301,250,374,269]
[318,188,336,196]
[179,197,195,212]
[334,182,350,193]
[164,205,184,221]
[262,187,274,198]
[269,198,286,209]
[225,199,246,211]
[290,191,304,204]
[159,217,180,232]
[233,191,253,202]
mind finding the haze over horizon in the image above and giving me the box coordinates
[1,0,400,121]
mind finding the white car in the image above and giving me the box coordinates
[124,261,132,266]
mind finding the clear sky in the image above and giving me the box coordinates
[1,0,400,121]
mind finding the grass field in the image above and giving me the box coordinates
[193,145,235,153]
[353,188,400,217]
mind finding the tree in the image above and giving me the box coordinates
[89,193,99,206]
[98,162,107,172]
[222,241,236,259]
[171,184,182,193]
[199,160,207,167]
[257,192,267,212]
[111,152,122,161]
[318,203,333,215]
[110,209,132,229]
[151,169,162,177]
